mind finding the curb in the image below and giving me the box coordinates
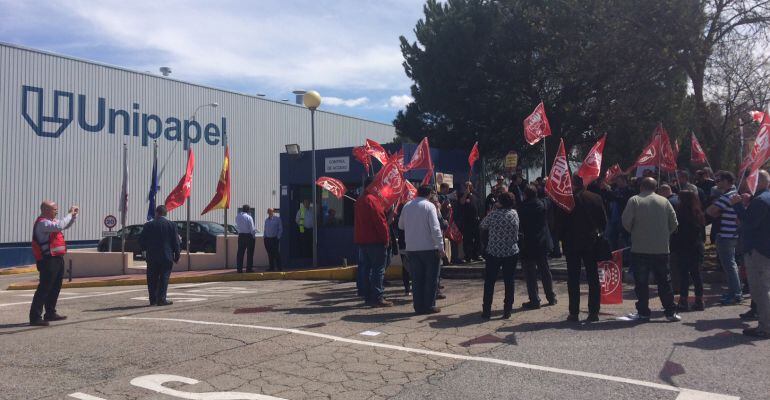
[0,266,36,276]
[7,265,406,290]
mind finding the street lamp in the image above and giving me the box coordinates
[184,101,219,271]
[302,90,321,268]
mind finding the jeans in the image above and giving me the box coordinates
[631,253,676,316]
[565,248,600,315]
[522,254,555,304]
[674,243,704,299]
[407,250,441,313]
[237,234,255,271]
[483,254,518,311]
[29,256,64,321]
[264,237,281,270]
[716,237,743,298]
[358,244,388,303]
[146,260,173,304]
[745,251,770,332]
[400,254,411,292]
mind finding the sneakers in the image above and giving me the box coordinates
[743,327,770,339]
[665,313,682,322]
[626,313,651,322]
[521,301,541,310]
[740,309,759,321]
[44,313,67,322]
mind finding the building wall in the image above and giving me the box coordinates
[0,43,395,245]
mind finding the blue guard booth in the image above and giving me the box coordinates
[279,143,470,268]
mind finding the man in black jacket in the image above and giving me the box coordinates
[140,205,181,306]
[519,185,556,309]
[554,175,608,322]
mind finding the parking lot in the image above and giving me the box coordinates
[0,275,766,400]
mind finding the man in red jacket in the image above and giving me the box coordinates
[354,186,393,307]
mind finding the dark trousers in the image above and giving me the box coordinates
[29,256,64,321]
[675,244,704,299]
[565,248,600,315]
[146,260,173,304]
[299,229,313,258]
[522,254,555,303]
[483,254,518,311]
[358,244,388,303]
[264,237,281,270]
[400,254,411,292]
[631,253,677,316]
[237,234,255,271]
[462,225,480,261]
[408,250,441,313]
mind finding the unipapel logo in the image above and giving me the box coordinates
[21,85,226,149]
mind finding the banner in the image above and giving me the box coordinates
[576,134,606,185]
[599,249,624,304]
[468,141,479,171]
[316,176,347,200]
[201,146,231,215]
[406,137,434,171]
[165,149,195,212]
[690,133,708,165]
[545,139,575,212]
[366,161,406,209]
[523,101,551,145]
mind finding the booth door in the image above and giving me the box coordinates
[287,185,316,259]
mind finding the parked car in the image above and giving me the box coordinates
[98,221,233,257]
[96,225,144,259]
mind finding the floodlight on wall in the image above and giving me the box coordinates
[285,144,301,155]
[159,67,172,76]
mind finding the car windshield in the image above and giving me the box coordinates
[198,221,225,234]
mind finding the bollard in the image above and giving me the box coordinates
[67,260,73,282]
[342,258,348,268]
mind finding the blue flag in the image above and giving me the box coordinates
[146,152,158,221]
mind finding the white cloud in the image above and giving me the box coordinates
[323,96,370,107]
[387,94,414,109]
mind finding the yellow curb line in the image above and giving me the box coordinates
[0,266,37,275]
[7,265,404,290]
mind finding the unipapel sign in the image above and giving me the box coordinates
[21,85,226,149]
[325,157,349,173]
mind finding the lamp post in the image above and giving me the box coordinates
[302,90,321,268]
[186,102,219,271]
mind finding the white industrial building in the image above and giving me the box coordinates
[0,42,394,266]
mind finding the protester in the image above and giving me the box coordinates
[235,205,257,273]
[706,171,743,305]
[29,200,78,326]
[658,184,679,207]
[394,205,411,295]
[354,184,392,307]
[671,191,706,311]
[432,199,448,300]
[696,168,717,199]
[621,177,681,322]
[458,181,482,263]
[399,185,444,315]
[263,208,282,271]
[485,186,501,214]
[554,175,607,322]
[140,205,180,307]
[479,192,520,319]
[732,170,770,338]
[604,174,634,251]
[295,199,314,258]
[518,184,556,309]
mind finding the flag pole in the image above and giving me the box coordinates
[186,147,191,272]
[224,139,229,269]
[542,139,547,178]
[121,143,127,275]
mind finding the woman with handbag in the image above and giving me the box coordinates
[479,192,520,319]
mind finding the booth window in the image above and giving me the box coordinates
[320,184,356,227]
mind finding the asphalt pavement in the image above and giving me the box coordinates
[0,274,766,400]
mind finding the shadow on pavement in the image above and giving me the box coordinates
[497,318,639,333]
[683,317,751,332]
[341,311,417,323]
[83,305,153,312]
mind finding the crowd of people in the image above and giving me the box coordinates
[354,167,770,339]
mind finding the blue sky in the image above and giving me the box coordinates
[0,0,426,124]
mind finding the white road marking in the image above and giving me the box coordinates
[68,393,107,400]
[359,330,381,336]
[130,374,286,399]
[119,317,739,400]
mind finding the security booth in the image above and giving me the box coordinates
[279,143,471,268]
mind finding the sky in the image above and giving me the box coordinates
[0,0,426,124]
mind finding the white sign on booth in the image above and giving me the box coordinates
[324,157,349,173]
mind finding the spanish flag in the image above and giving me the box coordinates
[201,146,230,215]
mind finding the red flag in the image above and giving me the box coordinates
[658,127,678,171]
[366,161,406,209]
[201,147,230,215]
[604,164,622,183]
[545,139,575,212]
[165,149,195,212]
[390,148,405,168]
[633,135,660,168]
[406,137,434,171]
[399,180,417,206]
[746,122,770,193]
[468,142,479,171]
[633,125,676,171]
[690,133,708,165]
[599,249,624,304]
[446,208,463,243]
[352,146,371,174]
[365,139,389,165]
[523,101,551,145]
[316,177,347,199]
[420,168,434,186]
[576,135,606,185]
[750,110,767,123]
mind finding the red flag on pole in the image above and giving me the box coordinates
[446,208,463,243]
[690,133,708,165]
[750,110,767,123]
[406,137,434,171]
[201,146,230,215]
[468,141,479,171]
[366,161,406,209]
[316,176,347,199]
[352,146,371,174]
[576,135,606,185]
[390,148,405,168]
[746,122,770,193]
[165,149,195,212]
[420,168,433,186]
[523,101,552,145]
[399,180,417,206]
[545,139,575,212]
[605,164,623,183]
[365,139,390,165]
[633,125,676,171]
[599,249,624,304]
[658,126,678,171]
